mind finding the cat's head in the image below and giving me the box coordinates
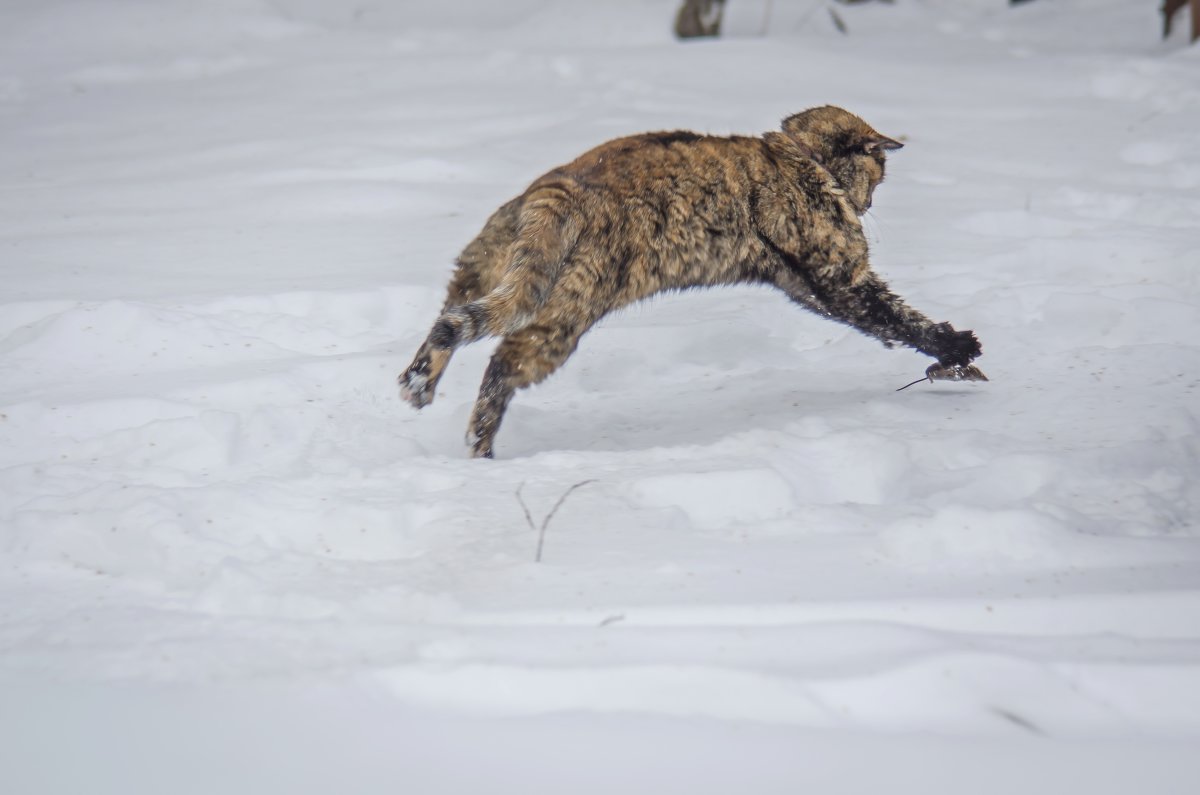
[780,106,903,214]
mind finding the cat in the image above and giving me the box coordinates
[399,105,983,458]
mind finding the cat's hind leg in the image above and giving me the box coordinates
[399,264,492,409]
[428,185,580,353]
[466,320,584,459]
[399,201,520,409]
[398,344,451,409]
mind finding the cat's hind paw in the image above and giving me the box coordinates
[399,366,434,409]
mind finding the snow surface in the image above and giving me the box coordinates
[2,0,1199,792]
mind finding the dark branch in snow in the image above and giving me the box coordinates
[991,707,1047,736]
[517,480,598,563]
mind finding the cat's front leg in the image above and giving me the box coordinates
[775,265,981,366]
[835,271,981,365]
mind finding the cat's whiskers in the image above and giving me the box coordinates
[862,210,884,247]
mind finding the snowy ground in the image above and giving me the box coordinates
[2,0,1199,792]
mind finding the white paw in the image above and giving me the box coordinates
[399,371,431,408]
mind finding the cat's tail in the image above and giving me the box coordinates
[429,185,579,350]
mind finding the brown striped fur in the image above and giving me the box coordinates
[400,106,982,458]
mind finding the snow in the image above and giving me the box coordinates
[2,0,1199,791]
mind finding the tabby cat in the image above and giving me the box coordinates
[399,106,983,458]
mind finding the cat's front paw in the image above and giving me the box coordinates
[933,324,982,367]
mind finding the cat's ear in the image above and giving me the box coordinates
[863,136,904,153]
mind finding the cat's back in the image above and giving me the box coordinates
[532,129,773,201]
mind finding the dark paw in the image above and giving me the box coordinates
[398,364,434,409]
[466,429,494,459]
[934,324,982,367]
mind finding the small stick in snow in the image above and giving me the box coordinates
[990,706,1046,736]
[515,481,536,531]
[516,479,598,563]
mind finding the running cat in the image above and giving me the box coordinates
[399,106,982,457]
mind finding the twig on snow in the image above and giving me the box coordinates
[828,8,848,34]
[516,479,598,563]
[515,482,536,531]
[990,706,1046,736]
